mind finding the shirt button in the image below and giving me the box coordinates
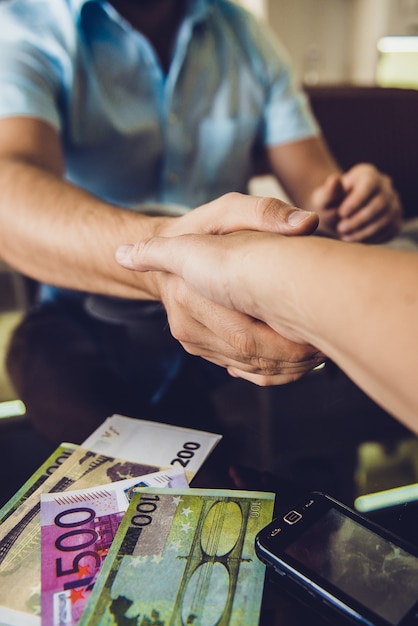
[167,172,179,184]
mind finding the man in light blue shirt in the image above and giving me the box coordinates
[0,0,319,206]
[0,0,402,445]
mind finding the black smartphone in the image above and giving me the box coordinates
[255,491,418,626]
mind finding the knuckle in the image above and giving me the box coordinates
[166,315,185,342]
[230,328,280,374]
[220,191,242,205]
[253,357,282,377]
[231,326,258,360]
[180,341,201,357]
[163,294,190,343]
[254,196,287,228]
[125,240,146,264]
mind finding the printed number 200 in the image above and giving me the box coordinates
[170,441,201,468]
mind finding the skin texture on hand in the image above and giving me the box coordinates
[311,163,403,243]
[156,193,320,238]
[265,138,402,244]
[116,195,326,386]
[116,229,418,434]
[150,267,325,385]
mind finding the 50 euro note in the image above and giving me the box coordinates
[0,443,77,526]
[79,488,275,626]
[40,467,188,626]
[0,418,221,626]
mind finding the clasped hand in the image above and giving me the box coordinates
[312,163,402,243]
[117,193,325,385]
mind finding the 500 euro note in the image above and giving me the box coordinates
[40,467,187,626]
[0,447,164,626]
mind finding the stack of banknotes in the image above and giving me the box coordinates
[0,414,275,626]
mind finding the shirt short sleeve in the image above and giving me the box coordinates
[244,14,320,146]
[0,4,66,130]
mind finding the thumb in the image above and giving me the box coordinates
[115,238,179,273]
[180,193,319,237]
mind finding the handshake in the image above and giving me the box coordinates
[115,192,418,435]
[116,193,325,388]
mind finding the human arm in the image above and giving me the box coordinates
[0,116,323,382]
[117,230,418,434]
[267,137,403,243]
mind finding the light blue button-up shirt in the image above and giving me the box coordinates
[0,0,318,211]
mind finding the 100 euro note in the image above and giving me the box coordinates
[79,488,275,626]
[40,467,188,626]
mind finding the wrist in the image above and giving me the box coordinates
[115,212,179,300]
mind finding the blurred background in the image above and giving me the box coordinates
[1,0,418,534]
[239,0,418,88]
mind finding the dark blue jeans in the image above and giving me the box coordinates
[6,293,229,445]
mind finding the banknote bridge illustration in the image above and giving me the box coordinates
[110,495,257,626]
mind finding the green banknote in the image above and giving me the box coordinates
[0,443,77,525]
[79,488,275,626]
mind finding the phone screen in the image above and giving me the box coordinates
[284,508,418,625]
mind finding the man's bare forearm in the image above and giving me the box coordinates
[0,158,160,299]
[0,117,327,381]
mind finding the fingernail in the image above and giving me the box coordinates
[115,244,134,264]
[287,210,315,226]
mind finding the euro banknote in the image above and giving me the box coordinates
[0,417,222,626]
[40,467,188,626]
[0,443,77,525]
[81,414,222,482]
[79,488,275,626]
[0,447,165,626]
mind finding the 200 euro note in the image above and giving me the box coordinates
[81,414,222,483]
[40,467,188,626]
[79,488,275,626]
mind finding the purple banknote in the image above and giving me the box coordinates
[40,467,187,626]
